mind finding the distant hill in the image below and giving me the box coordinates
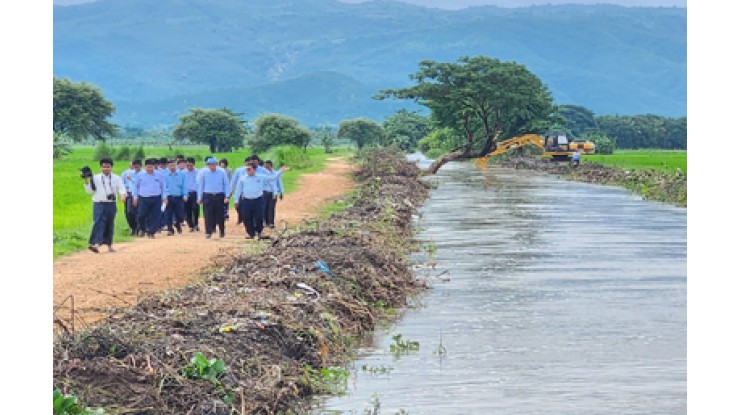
[53,0,687,129]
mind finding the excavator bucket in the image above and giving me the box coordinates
[475,156,490,169]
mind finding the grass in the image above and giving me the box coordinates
[53,144,354,259]
[583,149,687,173]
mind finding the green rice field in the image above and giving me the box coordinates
[53,144,352,258]
[583,150,687,173]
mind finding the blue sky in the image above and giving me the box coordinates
[53,0,687,7]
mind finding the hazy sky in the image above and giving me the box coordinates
[53,0,687,8]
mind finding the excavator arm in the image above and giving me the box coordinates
[475,134,545,169]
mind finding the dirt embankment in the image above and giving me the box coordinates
[496,156,687,207]
[53,148,432,414]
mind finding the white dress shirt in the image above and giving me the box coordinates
[84,173,128,203]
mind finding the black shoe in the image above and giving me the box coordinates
[88,245,99,254]
[167,231,174,236]
[219,232,225,238]
[195,225,200,232]
[206,234,212,239]
[176,225,182,234]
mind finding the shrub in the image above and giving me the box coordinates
[116,146,131,161]
[267,145,312,169]
[93,142,115,161]
[133,146,146,160]
[584,133,615,155]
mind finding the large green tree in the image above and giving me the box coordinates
[337,118,384,149]
[172,108,247,153]
[556,104,598,138]
[53,76,118,142]
[248,114,312,153]
[380,109,431,152]
[376,56,556,173]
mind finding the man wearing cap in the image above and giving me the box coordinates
[164,159,187,235]
[183,157,200,232]
[197,157,231,239]
[133,158,168,238]
[83,157,128,253]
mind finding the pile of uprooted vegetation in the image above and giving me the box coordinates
[496,156,687,207]
[53,147,432,415]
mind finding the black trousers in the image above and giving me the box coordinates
[238,196,264,237]
[89,202,117,246]
[124,192,139,232]
[263,191,276,227]
[137,196,161,236]
[185,191,199,228]
[203,193,225,235]
[165,196,185,231]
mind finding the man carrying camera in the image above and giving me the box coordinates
[82,158,128,253]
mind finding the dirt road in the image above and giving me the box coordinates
[53,157,356,330]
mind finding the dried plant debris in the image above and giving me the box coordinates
[53,148,431,415]
[497,156,687,207]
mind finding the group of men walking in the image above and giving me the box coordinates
[84,154,287,253]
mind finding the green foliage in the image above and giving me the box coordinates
[361,364,394,375]
[249,113,313,153]
[557,104,598,138]
[265,145,312,170]
[583,133,615,155]
[301,365,350,396]
[172,108,247,153]
[181,352,226,384]
[337,118,384,149]
[381,109,431,151]
[377,56,557,155]
[389,333,419,356]
[53,76,118,142]
[133,145,146,160]
[115,145,131,161]
[595,114,686,150]
[92,141,115,161]
[54,132,74,159]
[417,128,459,159]
[53,389,106,415]
[312,125,337,154]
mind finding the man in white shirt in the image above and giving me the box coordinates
[83,157,128,253]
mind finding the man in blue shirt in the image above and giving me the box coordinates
[234,162,289,239]
[183,157,201,232]
[197,157,231,239]
[262,160,285,229]
[121,159,143,235]
[230,156,252,225]
[133,158,168,238]
[164,159,187,235]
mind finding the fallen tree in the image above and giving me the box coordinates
[375,56,558,175]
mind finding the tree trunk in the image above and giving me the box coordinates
[425,149,476,175]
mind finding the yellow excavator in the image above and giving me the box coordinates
[476,133,595,169]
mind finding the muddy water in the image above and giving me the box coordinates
[312,159,686,415]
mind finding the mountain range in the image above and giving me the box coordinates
[53,0,687,129]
